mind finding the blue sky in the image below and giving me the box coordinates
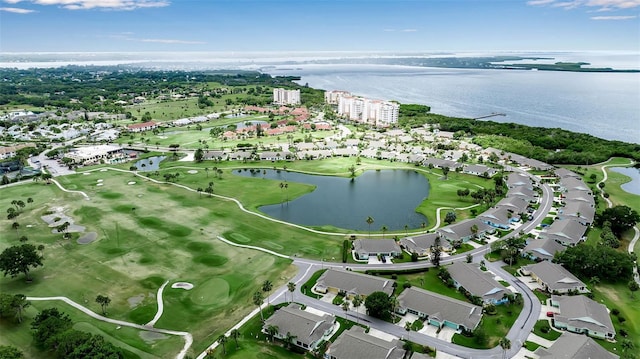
[1,0,639,52]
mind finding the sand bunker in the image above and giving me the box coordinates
[127,294,145,308]
[96,183,104,186]
[77,232,98,244]
[187,170,198,174]
[97,179,103,182]
[128,181,136,185]
[83,172,90,175]
[171,282,194,290]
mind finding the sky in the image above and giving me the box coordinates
[0,0,639,53]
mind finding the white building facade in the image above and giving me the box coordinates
[326,90,399,127]
[273,88,301,105]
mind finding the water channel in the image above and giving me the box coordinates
[234,169,430,231]
[610,167,640,196]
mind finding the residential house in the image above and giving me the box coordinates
[127,121,158,133]
[447,262,510,305]
[506,186,539,203]
[495,196,530,214]
[522,238,566,262]
[437,219,493,243]
[314,269,395,298]
[539,219,587,246]
[477,207,519,229]
[0,143,36,160]
[462,164,497,177]
[535,333,618,359]
[555,168,581,179]
[352,239,402,260]
[561,190,595,207]
[400,233,452,257]
[324,327,405,359]
[259,151,292,161]
[509,154,553,171]
[557,201,595,226]
[263,303,336,351]
[396,287,482,331]
[506,173,533,190]
[550,295,615,339]
[558,177,590,193]
[423,158,461,170]
[520,261,588,294]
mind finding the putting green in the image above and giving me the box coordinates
[193,254,228,267]
[229,232,251,243]
[191,278,230,306]
[300,246,321,254]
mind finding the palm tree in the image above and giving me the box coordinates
[287,282,296,303]
[266,325,278,342]
[218,335,227,355]
[262,280,273,307]
[381,225,388,239]
[37,244,45,259]
[10,294,30,323]
[499,337,511,359]
[11,222,20,239]
[230,329,240,349]
[366,216,374,236]
[204,167,209,178]
[197,187,203,198]
[284,332,297,349]
[341,299,350,317]
[352,294,363,324]
[95,295,111,315]
[253,291,264,321]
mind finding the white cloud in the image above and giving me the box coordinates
[591,14,637,19]
[138,38,205,44]
[3,0,170,10]
[402,29,418,32]
[527,0,640,10]
[383,28,396,32]
[0,6,35,12]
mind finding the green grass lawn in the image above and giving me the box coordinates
[532,320,562,341]
[301,270,327,299]
[0,172,299,357]
[451,301,523,349]
[524,341,543,351]
[381,268,469,302]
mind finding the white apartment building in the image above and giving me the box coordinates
[329,90,398,127]
[273,88,301,105]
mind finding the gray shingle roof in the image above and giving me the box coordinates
[477,206,516,227]
[559,201,595,224]
[397,287,482,330]
[495,196,530,213]
[326,327,405,359]
[559,177,590,192]
[523,238,566,261]
[400,233,451,254]
[353,239,401,255]
[535,332,618,359]
[522,261,587,292]
[506,173,533,189]
[447,262,508,302]
[552,295,615,337]
[263,303,335,348]
[541,219,588,245]
[436,219,492,242]
[316,269,395,296]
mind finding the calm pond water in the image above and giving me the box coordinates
[134,156,166,171]
[610,167,640,196]
[234,169,429,231]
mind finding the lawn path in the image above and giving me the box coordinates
[26,296,193,359]
[51,178,90,200]
[429,203,481,231]
[146,280,170,327]
[597,158,640,285]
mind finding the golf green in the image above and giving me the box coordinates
[191,278,230,306]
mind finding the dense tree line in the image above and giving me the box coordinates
[398,104,640,165]
[0,67,313,111]
[554,245,634,283]
[31,308,123,358]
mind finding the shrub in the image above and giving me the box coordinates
[612,308,620,316]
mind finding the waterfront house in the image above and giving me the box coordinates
[352,239,402,260]
[462,164,497,177]
[436,219,493,243]
[314,269,395,298]
[400,233,452,257]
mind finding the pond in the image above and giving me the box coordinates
[610,167,640,196]
[234,169,429,231]
[134,156,166,171]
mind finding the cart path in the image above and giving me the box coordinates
[26,295,192,359]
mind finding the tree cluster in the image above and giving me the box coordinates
[31,308,123,359]
[595,206,640,237]
[554,245,634,283]
[364,291,393,320]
